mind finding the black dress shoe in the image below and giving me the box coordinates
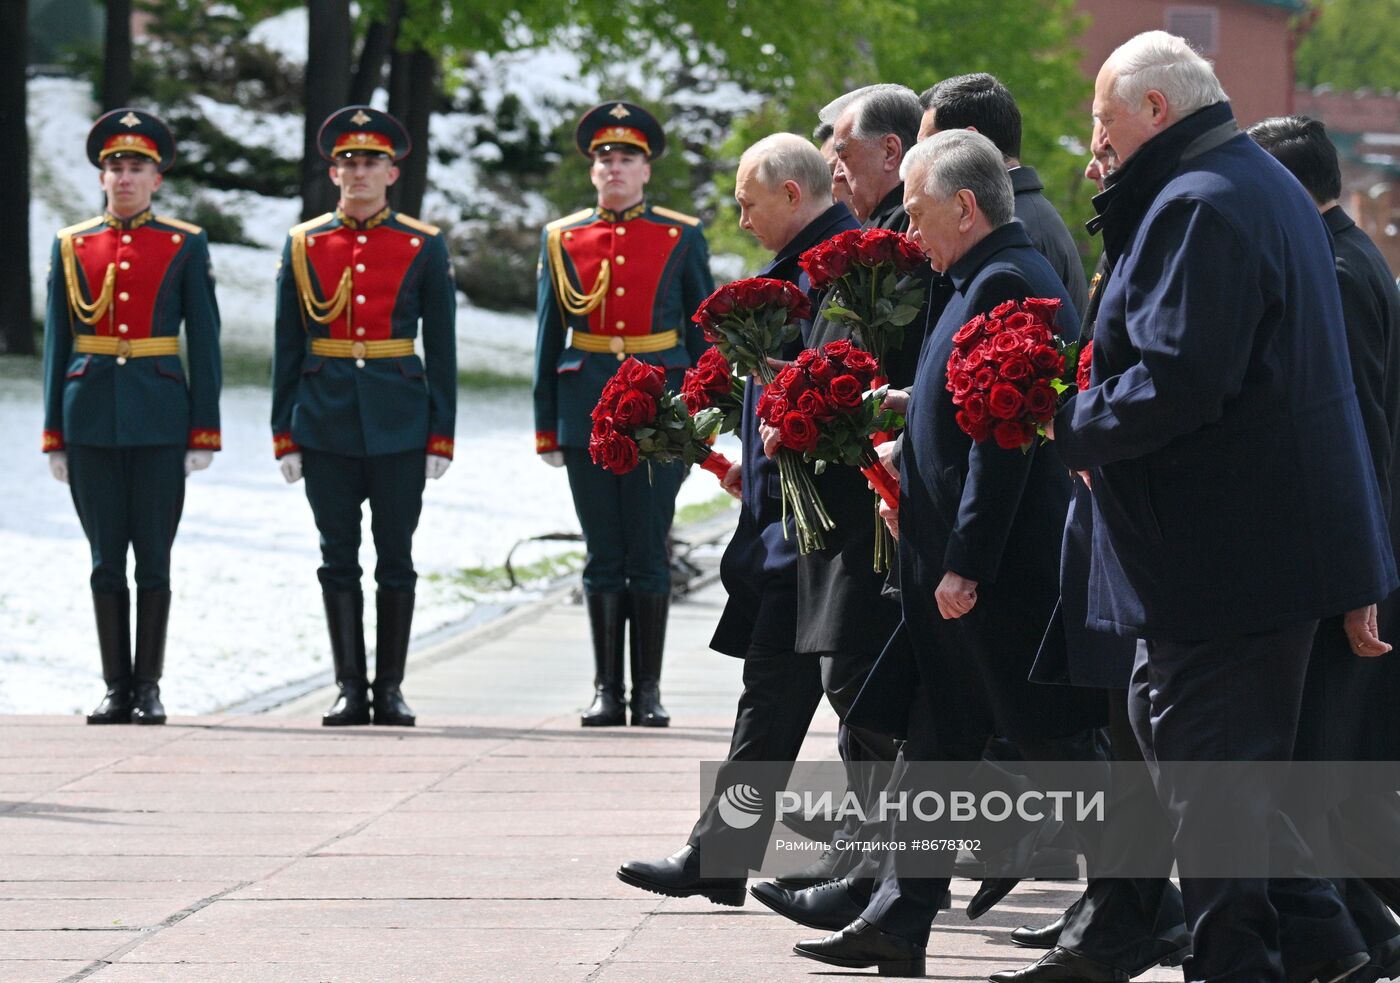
[774,847,848,889]
[615,845,746,907]
[1368,932,1400,981]
[751,877,869,932]
[1295,951,1372,983]
[794,918,926,977]
[989,946,1130,983]
[969,878,1020,919]
[1010,908,1070,949]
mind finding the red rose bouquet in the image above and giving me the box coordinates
[798,227,927,377]
[691,277,833,552]
[945,298,1087,452]
[757,339,904,570]
[590,358,734,481]
[1076,340,1094,392]
[680,347,746,436]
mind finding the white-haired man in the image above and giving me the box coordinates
[1050,31,1395,983]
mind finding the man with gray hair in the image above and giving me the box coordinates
[793,127,1104,977]
[615,133,859,905]
[1049,30,1396,983]
[749,82,947,926]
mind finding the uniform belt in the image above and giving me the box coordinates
[570,329,679,358]
[310,338,417,359]
[74,335,179,360]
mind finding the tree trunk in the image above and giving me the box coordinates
[348,0,402,106]
[102,0,133,111]
[0,0,33,355]
[300,0,352,221]
[387,45,433,218]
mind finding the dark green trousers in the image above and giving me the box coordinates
[562,448,682,595]
[66,444,185,593]
[302,448,426,593]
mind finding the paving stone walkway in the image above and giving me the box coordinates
[0,577,1177,982]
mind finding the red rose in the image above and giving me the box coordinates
[988,382,1025,420]
[993,420,1031,450]
[779,411,820,452]
[756,389,788,423]
[797,389,835,421]
[973,366,997,391]
[999,356,1033,382]
[843,348,878,379]
[1030,344,1063,373]
[1002,311,1035,333]
[614,389,658,428]
[1024,382,1057,422]
[953,314,987,347]
[853,230,890,265]
[1021,297,1063,326]
[957,409,992,443]
[808,356,836,383]
[893,234,927,272]
[829,373,863,409]
[590,429,640,474]
[795,349,817,368]
[823,339,854,361]
[991,300,1018,319]
[963,392,990,424]
[1077,341,1094,391]
[708,288,736,318]
[949,370,974,399]
[618,358,665,397]
[993,332,1024,356]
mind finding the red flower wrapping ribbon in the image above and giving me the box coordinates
[699,451,735,480]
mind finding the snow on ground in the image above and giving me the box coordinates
[0,370,738,715]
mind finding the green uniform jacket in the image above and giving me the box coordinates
[533,202,713,452]
[42,210,222,452]
[271,208,457,460]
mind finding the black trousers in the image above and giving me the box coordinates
[67,444,185,593]
[688,644,825,871]
[302,448,425,593]
[1131,623,1364,983]
[562,447,682,596]
[1058,683,1187,970]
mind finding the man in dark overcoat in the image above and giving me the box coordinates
[792,129,1104,978]
[615,134,858,903]
[1052,32,1397,983]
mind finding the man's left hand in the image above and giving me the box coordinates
[879,498,899,540]
[426,455,451,480]
[1344,604,1391,657]
[720,461,742,500]
[936,571,978,620]
[184,450,213,476]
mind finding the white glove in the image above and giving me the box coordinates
[48,451,69,484]
[540,451,565,468]
[426,454,451,480]
[184,450,213,475]
[280,452,303,484]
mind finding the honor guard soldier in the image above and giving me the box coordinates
[272,106,457,728]
[42,108,222,725]
[534,101,714,727]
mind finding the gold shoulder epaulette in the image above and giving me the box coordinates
[546,208,594,233]
[651,206,700,227]
[290,212,334,237]
[57,217,104,239]
[396,213,441,236]
[155,215,203,235]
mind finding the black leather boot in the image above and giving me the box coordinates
[129,589,170,725]
[372,589,416,727]
[581,592,626,727]
[628,590,670,727]
[87,589,132,725]
[322,590,371,726]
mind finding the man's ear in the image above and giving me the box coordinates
[957,189,978,232]
[384,165,401,187]
[783,179,802,207]
[883,134,903,170]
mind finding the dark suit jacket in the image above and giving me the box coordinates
[711,202,859,657]
[1056,103,1397,640]
[1296,207,1400,761]
[1011,165,1088,319]
[849,222,1102,742]
[795,184,945,656]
